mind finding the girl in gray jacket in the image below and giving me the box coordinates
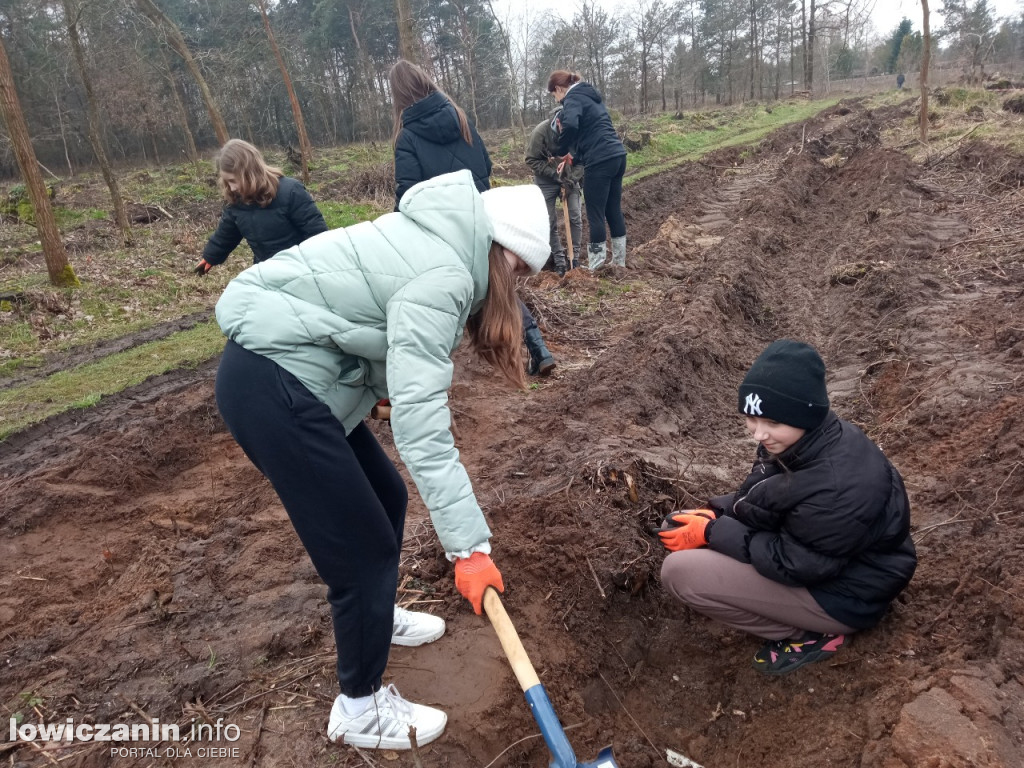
[214,171,550,750]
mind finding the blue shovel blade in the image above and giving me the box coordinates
[523,684,620,768]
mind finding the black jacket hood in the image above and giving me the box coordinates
[402,92,462,144]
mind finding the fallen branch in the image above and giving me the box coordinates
[585,556,606,599]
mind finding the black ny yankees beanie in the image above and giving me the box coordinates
[737,340,829,430]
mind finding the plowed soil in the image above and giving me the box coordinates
[3,98,1023,768]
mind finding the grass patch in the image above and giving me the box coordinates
[624,96,843,183]
[318,200,385,229]
[0,322,225,440]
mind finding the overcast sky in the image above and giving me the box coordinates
[496,0,1024,39]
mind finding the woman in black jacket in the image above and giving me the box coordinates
[389,59,556,377]
[659,340,917,676]
[194,139,327,275]
[547,70,627,270]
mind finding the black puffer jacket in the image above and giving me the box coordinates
[202,176,327,265]
[554,82,626,167]
[394,91,492,205]
[707,412,917,629]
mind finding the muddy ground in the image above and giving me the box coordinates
[2,98,1023,768]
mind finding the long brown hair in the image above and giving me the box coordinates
[215,139,282,206]
[546,70,581,92]
[388,59,473,147]
[465,243,525,389]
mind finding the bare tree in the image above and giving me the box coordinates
[483,0,526,134]
[395,0,427,65]
[256,0,311,183]
[0,36,78,286]
[921,0,931,142]
[157,43,198,164]
[630,0,679,113]
[62,0,133,246]
[132,0,229,145]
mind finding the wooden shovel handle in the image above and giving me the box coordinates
[561,188,574,256]
[483,588,541,693]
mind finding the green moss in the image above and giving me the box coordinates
[16,199,34,224]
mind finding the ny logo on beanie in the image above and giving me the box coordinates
[737,340,830,431]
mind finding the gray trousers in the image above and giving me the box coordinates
[536,179,582,268]
[661,549,857,641]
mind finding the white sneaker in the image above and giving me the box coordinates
[391,605,445,647]
[327,684,447,749]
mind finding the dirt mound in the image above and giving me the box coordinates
[3,99,1023,768]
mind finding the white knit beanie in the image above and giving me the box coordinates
[480,185,551,274]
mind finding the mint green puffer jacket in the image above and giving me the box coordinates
[215,170,493,555]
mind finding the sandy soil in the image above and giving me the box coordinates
[2,97,1023,768]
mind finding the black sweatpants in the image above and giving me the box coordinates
[582,154,626,244]
[215,340,407,697]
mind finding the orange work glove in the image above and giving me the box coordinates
[454,552,504,615]
[658,509,716,552]
[370,398,391,420]
[193,258,213,275]
[556,153,573,176]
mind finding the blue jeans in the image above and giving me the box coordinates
[215,340,407,697]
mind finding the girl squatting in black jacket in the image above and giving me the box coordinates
[194,139,327,275]
[660,340,917,676]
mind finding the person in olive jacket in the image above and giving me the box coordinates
[193,139,326,275]
[215,171,551,751]
[660,340,917,676]
[389,58,556,377]
[547,70,627,270]
[526,108,583,275]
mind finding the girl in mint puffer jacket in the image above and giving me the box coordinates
[214,170,550,750]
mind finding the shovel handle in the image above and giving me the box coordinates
[561,188,574,259]
[482,588,541,692]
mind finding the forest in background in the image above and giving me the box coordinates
[1,0,1023,179]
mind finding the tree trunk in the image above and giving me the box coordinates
[920,0,931,142]
[483,0,525,136]
[805,0,816,93]
[159,44,198,164]
[0,38,77,287]
[54,91,74,177]
[257,0,311,183]
[347,5,381,139]
[133,0,229,145]
[395,0,427,66]
[63,0,133,246]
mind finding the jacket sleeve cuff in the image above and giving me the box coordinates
[445,540,492,562]
[706,515,751,563]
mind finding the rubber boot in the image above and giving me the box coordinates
[524,327,556,376]
[587,241,607,271]
[611,235,627,267]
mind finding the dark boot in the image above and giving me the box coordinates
[554,250,568,277]
[524,327,556,376]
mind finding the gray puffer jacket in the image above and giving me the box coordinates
[216,170,493,555]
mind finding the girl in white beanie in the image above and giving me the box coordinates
[214,170,549,751]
